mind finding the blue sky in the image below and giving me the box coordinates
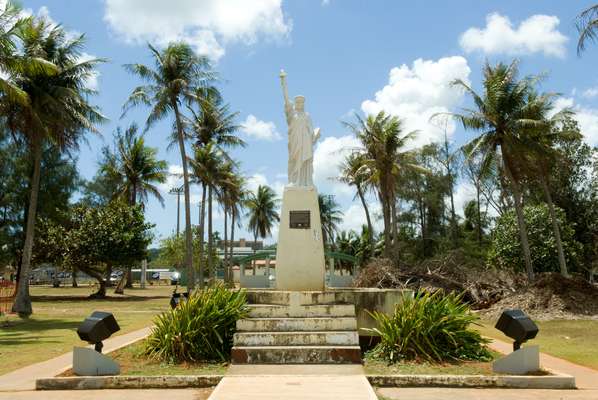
[16,0,598,245]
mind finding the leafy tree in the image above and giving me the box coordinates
[338,152,374,244]
[488,204,582,274]
[576,4,598,54]
[344,111,417,262]
[102,123,168,208]
[245,185,279,270]
[1,15,104,314]
[123,43,215,291]
[318,194,343,248]
[36,202,153,298]
[450,61,551,281]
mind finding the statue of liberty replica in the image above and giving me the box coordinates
[280,70,320,187]
[275,70,326,290]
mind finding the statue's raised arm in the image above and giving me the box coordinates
[280,70,293,125]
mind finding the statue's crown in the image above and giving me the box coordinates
[294,95,305,103]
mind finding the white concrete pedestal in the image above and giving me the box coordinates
[493,345,540,375]
[275,186,325,290]
[73,347,120,376]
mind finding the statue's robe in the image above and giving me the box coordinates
[285,104,316,187]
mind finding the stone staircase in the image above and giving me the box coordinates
[231,291,362,364]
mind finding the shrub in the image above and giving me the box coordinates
[366,290,492,363]
[145,283,248,363]
[488,204,583,273]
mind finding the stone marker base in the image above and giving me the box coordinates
[493,345,540,375]
[275,185,325,291]
[73,347,120,376]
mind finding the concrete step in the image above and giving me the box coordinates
[236,317,357,332]
[233,331,359,347]
[231,345,362,364]
[245,291,340,306]
[247,304,356,318]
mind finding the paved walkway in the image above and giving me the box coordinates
[0,326,151,392]
[378,387,598,399]
[0,389,212,400]
[209,364,376,400]
[487,337,598,390]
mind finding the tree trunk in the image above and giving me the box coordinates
[223,203,228,283]
[229,211,236,285]
[198,183,207,289]
[72,269,78,288]
[476,183,482,246]
[390,196,400,263]
[379,190,392,259]
[540,177,568,277]
[356,185,374,245]
[173,101,194,291]
[176,191,181,238]
[79,266,106,298]
[503,160,534,281]
[207,185,214,281]
[253,232,258,276]
[105,264,112,287]
[13,136,43,316]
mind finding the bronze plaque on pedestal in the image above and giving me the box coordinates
[290,210,310,229]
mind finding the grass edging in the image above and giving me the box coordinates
[36,372,575,391]
[36,375,222,390]
[367,372,576,389]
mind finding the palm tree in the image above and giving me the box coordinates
[102,123,167,287]
[450,61,550,281]
[123,43,214,291]
[344,111,417,262]
[245,185,280,274]
[318,194,343,248]
[216,163,246,284]
[338,152,374,244]
[188,87,244,150]
[3,18,105,315]
[103,123,168,207]
[518,93,580,278]
[225,174,247,284]
[577,4,598,55]
[189,142,223,285]
[0,3,56,108]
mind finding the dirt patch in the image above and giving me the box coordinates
[481,273,598,320]
[354,254,598,320]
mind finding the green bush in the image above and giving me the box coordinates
[145,283,248,363]
[488,204,583,273]
[366,290,491,363]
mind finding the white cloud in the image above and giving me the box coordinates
[552,97,598,146]
[460,13,567,58]
[158,164,184,195]
[339,203,382,233]
[246,173,269,194]
[313,134,362,198]
[361,56,471,147]
[241,115,281,141]
[103,0,291,61]
[582,87,598,99]
[452,181,476,218]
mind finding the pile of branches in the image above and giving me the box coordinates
[353,251,520,309]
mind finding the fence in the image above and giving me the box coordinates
[0,280,16,314]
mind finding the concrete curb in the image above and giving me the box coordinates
[36,375,222,390]
[367,373,576,389]
[36,372,575,390]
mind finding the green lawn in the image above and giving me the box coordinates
[478,319,598,370]
[364,357,499,376]
[61,340,227,376]
[0,284,173,375]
